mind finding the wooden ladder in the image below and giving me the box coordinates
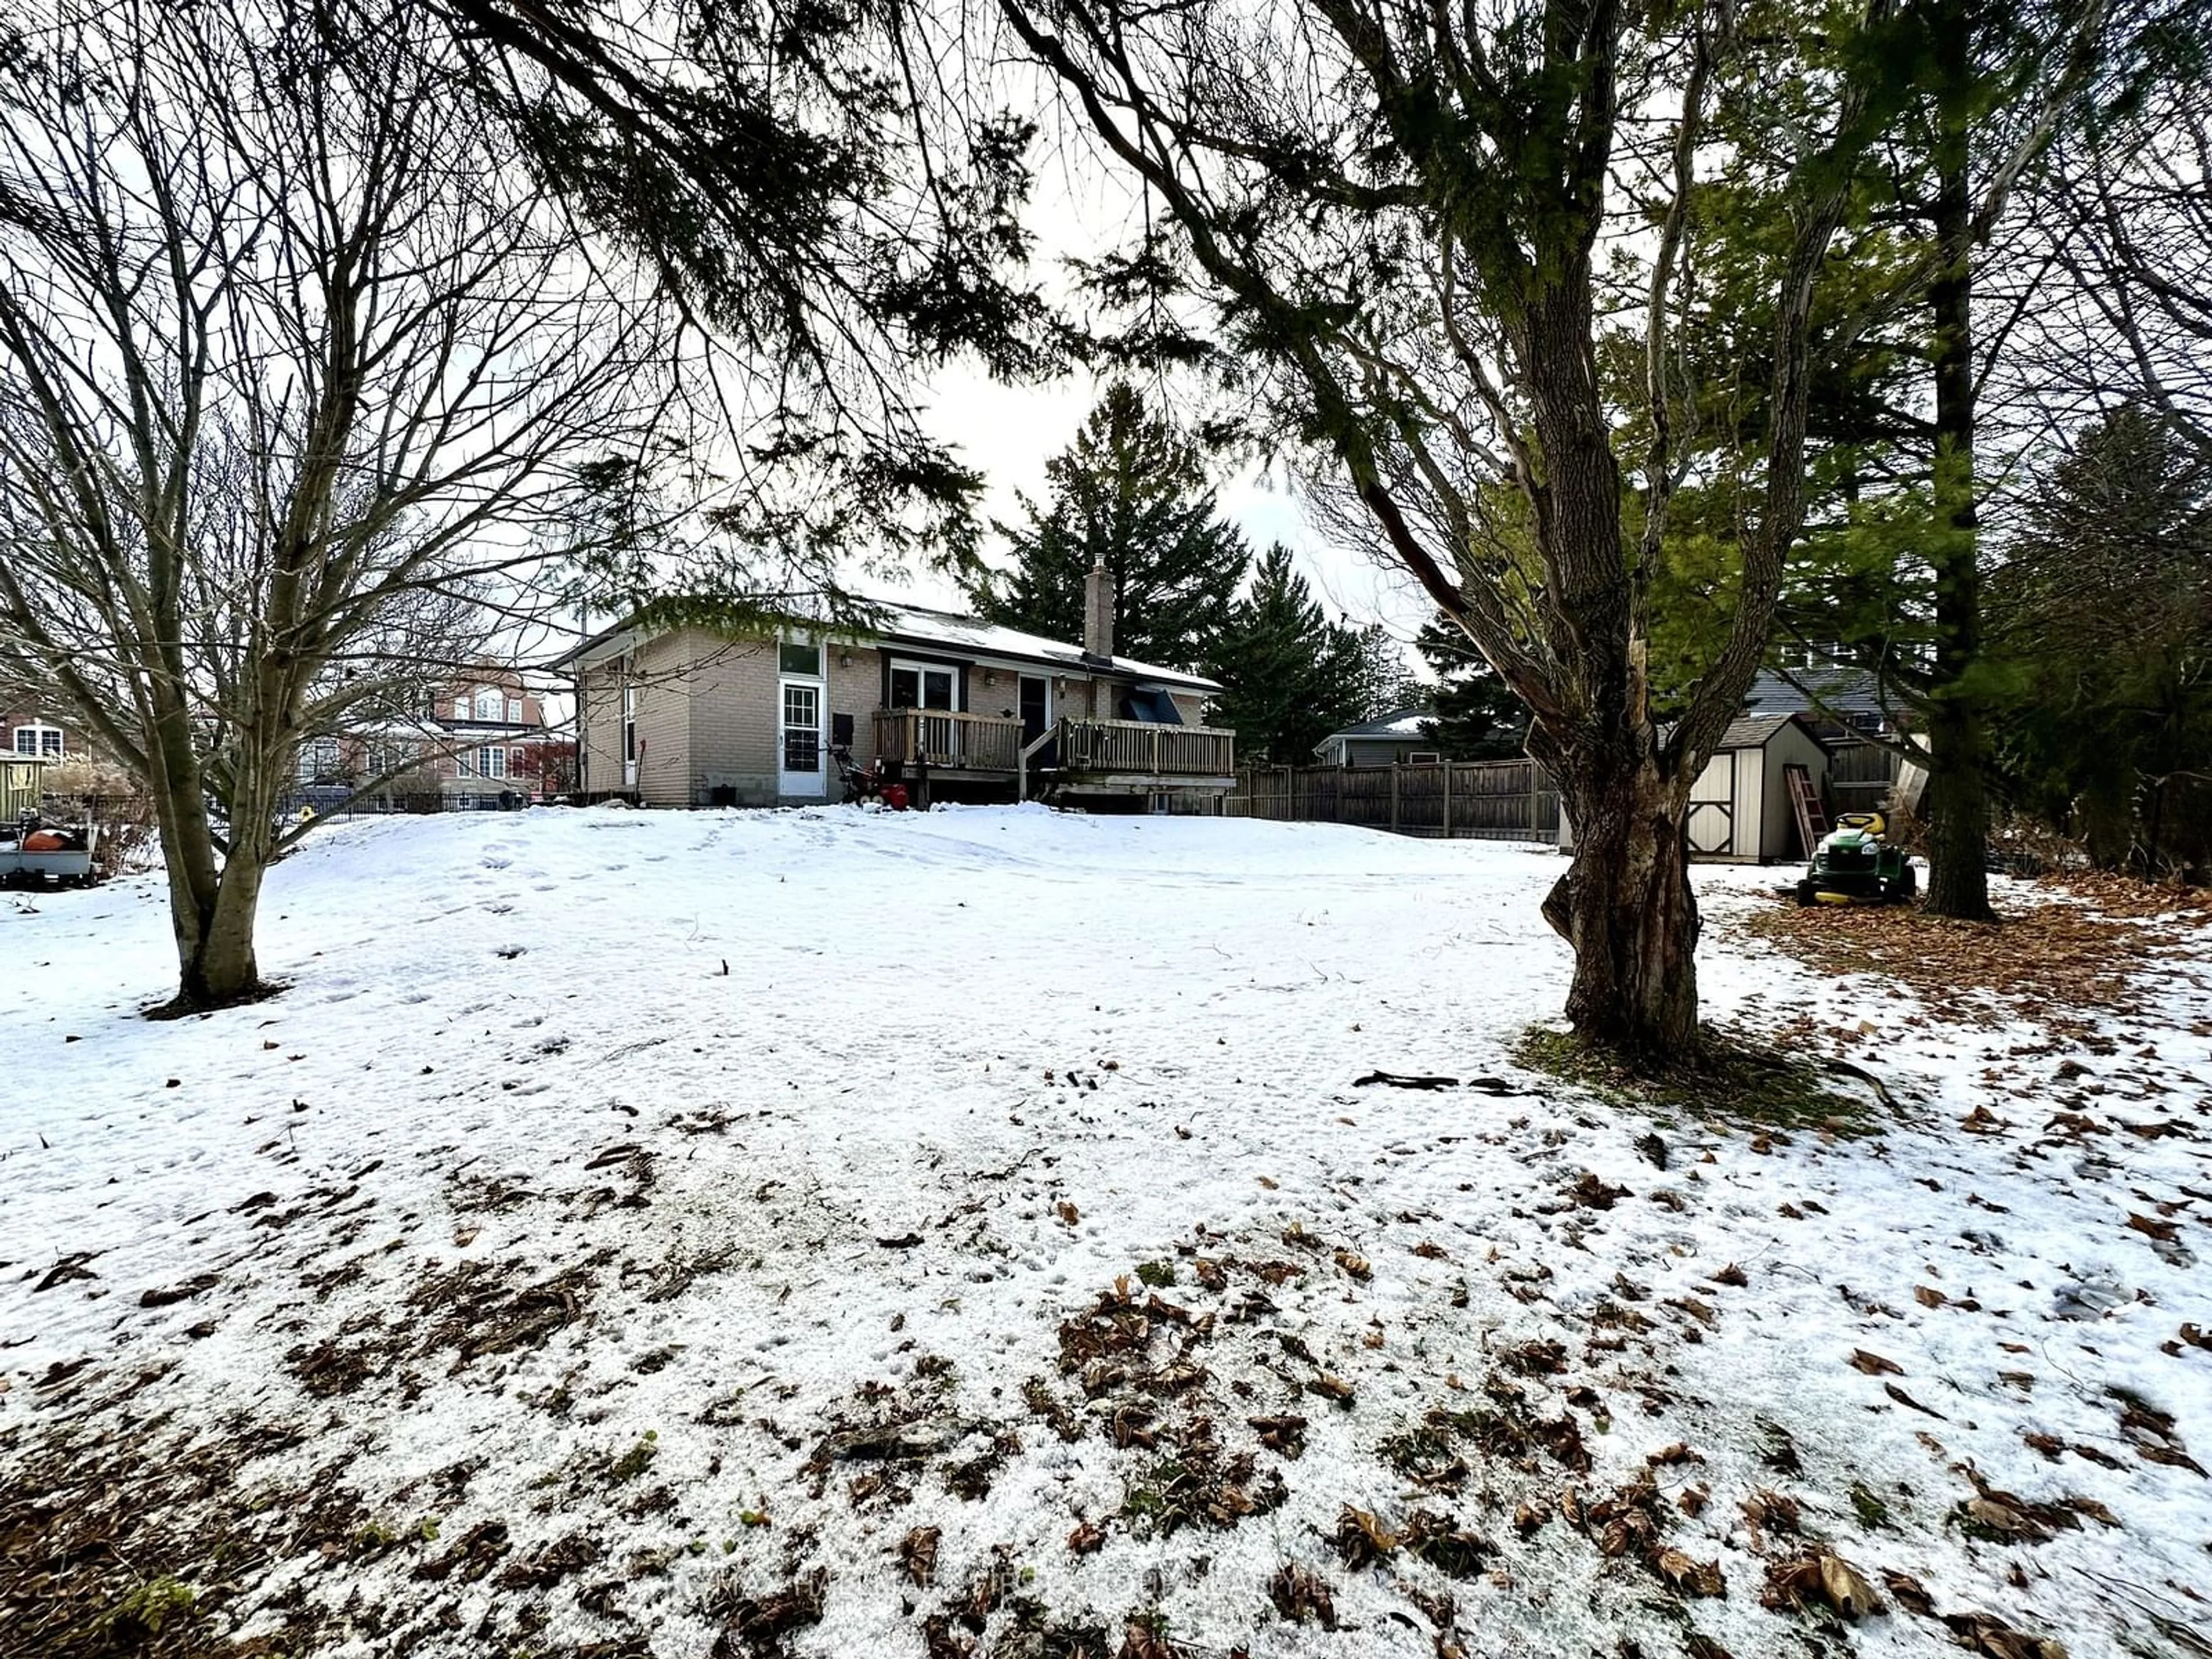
[1784,763,1828,858]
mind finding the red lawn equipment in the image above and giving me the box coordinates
[830,714,909,809]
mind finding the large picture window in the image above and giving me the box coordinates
[888,661,957,710]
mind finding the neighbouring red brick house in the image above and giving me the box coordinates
[300,672,569,808]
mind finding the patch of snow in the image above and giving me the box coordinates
[2,810,2207,1658]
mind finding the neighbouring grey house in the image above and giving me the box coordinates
[1744,664,1919,815]
[551,577,1235,810]
[1743,665,1890,737]
[1313,707,1440,768]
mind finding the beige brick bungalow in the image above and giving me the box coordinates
[551,590,1234,810]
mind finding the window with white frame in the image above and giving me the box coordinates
[296,736,341,781]
[480,745,507,778]
[506,696,524,722]
[622,685,637,763]
[13,723,64,757]
[452,695,469,720]
[367,740,417,777]
[456,747,474,776]
[474,687,502,720]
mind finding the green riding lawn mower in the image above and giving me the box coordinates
[1795,811,1918,906]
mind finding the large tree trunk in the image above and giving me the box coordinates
[146,696,277,1013]
[1919,7,1996,921]
[1921,692,1994,915]
[177,857,268,1008]
[1543,744,1701,1059]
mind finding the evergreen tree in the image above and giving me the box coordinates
[967,382,1247,669]
[1415,619,1529,759]
[1343,623,1421,723]
[1205,545,1367,763]
[1992,407,2212,877]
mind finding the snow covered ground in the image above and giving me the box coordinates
[3,807,2208,1659]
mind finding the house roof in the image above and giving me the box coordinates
[549,597,1220,694]
[1745,666,1886,722]
[1319,706,1435,744]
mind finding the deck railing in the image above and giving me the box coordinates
[1058,718,1235,778]
[872,708,1026,772]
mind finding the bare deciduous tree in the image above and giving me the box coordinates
[0,0,706,1008]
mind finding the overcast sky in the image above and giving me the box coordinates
[878,103,1441,679]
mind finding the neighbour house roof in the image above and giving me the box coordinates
[549,597,1221,694]
[1319,706,1435,745]
[1745,666,1887,724]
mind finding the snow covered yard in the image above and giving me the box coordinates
[3,807,2208,1659]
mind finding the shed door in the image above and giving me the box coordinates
[1687,751,1736,856]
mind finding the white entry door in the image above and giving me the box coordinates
[779,678,825,797]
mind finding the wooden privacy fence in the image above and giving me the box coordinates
[1825,740,1901,815]
[1228,760,1560,843]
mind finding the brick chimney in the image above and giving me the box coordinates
[1082,558,1115,663]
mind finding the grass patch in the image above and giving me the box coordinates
[98,1575,196,1641]
[1512,1025,1881,1135]
[1849,1480,1891,1531]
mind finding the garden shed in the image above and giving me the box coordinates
[1685,713,1832,862]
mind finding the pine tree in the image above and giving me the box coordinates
[1205,545,1367,763]
[1415,619,1529,759]
[1343,623,1421,723]
[967,382,1247,669]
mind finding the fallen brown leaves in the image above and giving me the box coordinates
[1943,1609,2069,1659]
[898,1525,940,1585]
[1268,1562,1336,1628]
[1761,1552,1883,1620]
[707,1566,827,1658]
[1743,877,2211,1026]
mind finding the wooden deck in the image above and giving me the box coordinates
[873,709,1025,775]
[872,710,1234,796]
[1048,718,1236,793]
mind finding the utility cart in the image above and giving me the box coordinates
[1,757,100,888]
